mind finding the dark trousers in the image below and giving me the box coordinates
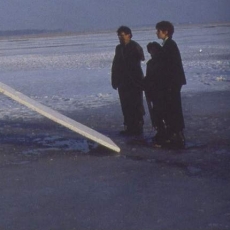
[146,90,167,129]
[164,86,185,133]
[118,88,145,132]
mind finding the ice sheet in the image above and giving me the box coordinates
[0,23,229,120]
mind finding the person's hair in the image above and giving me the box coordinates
[117,26,132,38]
[147,42,162,53]
[156,21,174,38]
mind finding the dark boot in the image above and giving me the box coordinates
[152,120,168,146]
[130,123,143,136]
[119,125,131,135]
[165,131,186,149]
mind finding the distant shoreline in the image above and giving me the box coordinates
[0,22,230,39]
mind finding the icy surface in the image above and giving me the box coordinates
[0,24,229,120]
[0,24,229,229]
[0,23,229,154]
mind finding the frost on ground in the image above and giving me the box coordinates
[0,23,230,153]
[0,24,230,230]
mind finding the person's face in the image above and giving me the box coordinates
[118,32,131,45]
[156,29,168,40]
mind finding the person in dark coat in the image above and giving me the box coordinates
[143,42,168,146]
[111,26,145,135]
[155,21,186,148]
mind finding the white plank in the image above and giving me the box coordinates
[0,82,120,152]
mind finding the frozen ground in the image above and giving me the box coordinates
[0,23,229,152]
[0,23,229,115]
[0,23,230,230]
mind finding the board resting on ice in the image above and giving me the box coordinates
[0,82,120,153]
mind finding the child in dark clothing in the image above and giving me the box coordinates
[143,42,168,147]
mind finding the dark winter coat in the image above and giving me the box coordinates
[162,38,186,132]
[111,40,145,91]
[162,38,186,88]
[143,53,166,94]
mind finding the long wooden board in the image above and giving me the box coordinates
[0,82,120,152]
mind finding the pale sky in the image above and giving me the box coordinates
[0,0,230,32]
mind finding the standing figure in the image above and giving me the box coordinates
[111,26,145,136]
[155,21,186,148]
[143,42,167,147]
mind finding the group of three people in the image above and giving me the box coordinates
[111,21,186,149]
